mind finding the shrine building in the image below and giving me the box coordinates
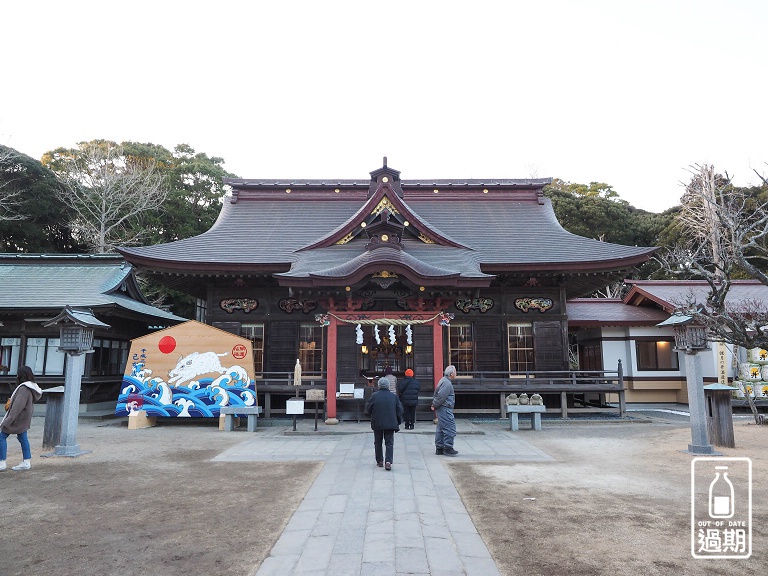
[118,160,656,422]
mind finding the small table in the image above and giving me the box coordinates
[220,406,262,432]
[305,400,326,430]
[507,404,546,431]
[336,394,362,423]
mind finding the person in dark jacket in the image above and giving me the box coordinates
[364,377,404,471]
[1,366,43,471]
[397,368,421,430]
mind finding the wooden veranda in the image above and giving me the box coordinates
[251,362,626,421]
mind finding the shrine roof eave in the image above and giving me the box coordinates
[568,319,665,327]
[116,249,292,275]
[276,274,492,288]
[274,245,494,288]
[480,250,656,274]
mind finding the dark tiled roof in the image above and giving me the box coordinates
[406,196,654,269]
[121,198,362,268]
[624,280,768,310]
[120,190,655,272]
[119,166,656,299]
[0,254,186,322]
[566,298,671,326]
[569,281,768,326]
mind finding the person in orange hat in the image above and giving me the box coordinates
[397,368,421,430]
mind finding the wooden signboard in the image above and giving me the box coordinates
[115,320,256,418]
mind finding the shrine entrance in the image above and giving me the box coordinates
[320,310,450,423]
[360,325,409,374]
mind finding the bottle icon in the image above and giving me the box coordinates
[709,465,735,518]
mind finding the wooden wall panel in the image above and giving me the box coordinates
[336,325,358,383]
[474,322,504,372]
[413,324,434,388]
[533,320,567,371]
[267,321,297,373]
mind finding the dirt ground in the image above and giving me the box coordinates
[0,415,765,576]
[448,418,767,576]
[0,419,322,576]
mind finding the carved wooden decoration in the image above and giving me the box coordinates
[454,298,494,313]
[220,298,259,314]
[279,298,318,314]
[335,232,355,245]
[371,196,400,216]
[514,297,554,313]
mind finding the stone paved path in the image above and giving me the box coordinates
[213,421,552,575]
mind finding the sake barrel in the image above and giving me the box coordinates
[747,348,768,364]
[738,363,762,381]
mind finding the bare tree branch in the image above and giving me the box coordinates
[661,163,768,423]
[0,147,27,222]
[754,163,768,186]
[51,141,169,252]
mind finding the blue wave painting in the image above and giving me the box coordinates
[115,363,256,418]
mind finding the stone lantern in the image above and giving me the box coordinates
[43,307,110,457]
[657,312,716,455]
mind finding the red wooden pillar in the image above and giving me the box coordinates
[433,317,444,388]
[325,316,338,423]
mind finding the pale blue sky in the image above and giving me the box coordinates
[2,0,766,213]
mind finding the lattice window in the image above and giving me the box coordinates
[240,323,265,375]
[449,324,474,373]
[508,323,534,372]
[299,323,324,375]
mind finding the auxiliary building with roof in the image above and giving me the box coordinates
[0,254,185,406]
[569,280,768,406]
[117,160,663,422]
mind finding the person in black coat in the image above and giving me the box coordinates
[364,377,404,470]
[397,368,421,430]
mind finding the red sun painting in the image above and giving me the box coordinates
[158,335,177,354]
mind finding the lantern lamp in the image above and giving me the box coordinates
[42,307,110,457]
[44,306,110,354]
[657,310,715,454]
[657,311,709,354]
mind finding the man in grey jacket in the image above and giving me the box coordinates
[432,365,458,456]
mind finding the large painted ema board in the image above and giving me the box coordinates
[115,320,256,418]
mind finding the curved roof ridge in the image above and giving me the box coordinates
[275,246,492,288]
[309,249,462,279]
[297,182,470,251]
